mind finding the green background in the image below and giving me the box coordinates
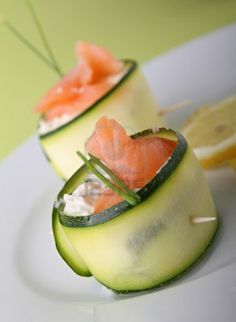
[0,0,236,160]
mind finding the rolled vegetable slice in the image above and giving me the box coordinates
[37,43,161,180]
[52,127,218,293]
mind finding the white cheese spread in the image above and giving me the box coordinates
[63,175,107,217]
[38,113,75,135]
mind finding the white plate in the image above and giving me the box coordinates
[1,24,236,322]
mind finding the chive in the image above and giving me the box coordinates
[1,17,61,76]
[89,153,141,203]
[77,152,140,206]
[24,0,64,77]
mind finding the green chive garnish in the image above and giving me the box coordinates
[77,151,140,206]
[1,16,59,74]
[24,0,64,77]
[89,153,141,203]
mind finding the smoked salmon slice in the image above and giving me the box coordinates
[35,43,124,121]
[86,117,177,213]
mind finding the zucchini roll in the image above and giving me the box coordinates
[52,117,218,293]
[36,43,161,179]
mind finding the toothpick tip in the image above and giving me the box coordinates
[190,216,217,224]
[158,99,192,116]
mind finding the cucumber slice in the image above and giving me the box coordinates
[52,128,218,292]
[39,60,162,180]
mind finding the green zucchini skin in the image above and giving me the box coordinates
[52,207,91,277]
[39,60,162,179]
[52,128,218,292]
[58,129,186,227]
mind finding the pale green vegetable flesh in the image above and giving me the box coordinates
[40,61,161,179]
[52,129,218,292]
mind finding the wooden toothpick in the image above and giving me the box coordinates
[158,100,191,116]
[190,216,217,224]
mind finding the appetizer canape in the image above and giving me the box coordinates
[52,117,218,292]
[36,43,161,179]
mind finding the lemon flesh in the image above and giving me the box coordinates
[181,96,236,169]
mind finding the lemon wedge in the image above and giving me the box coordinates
[181,96,236,169]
